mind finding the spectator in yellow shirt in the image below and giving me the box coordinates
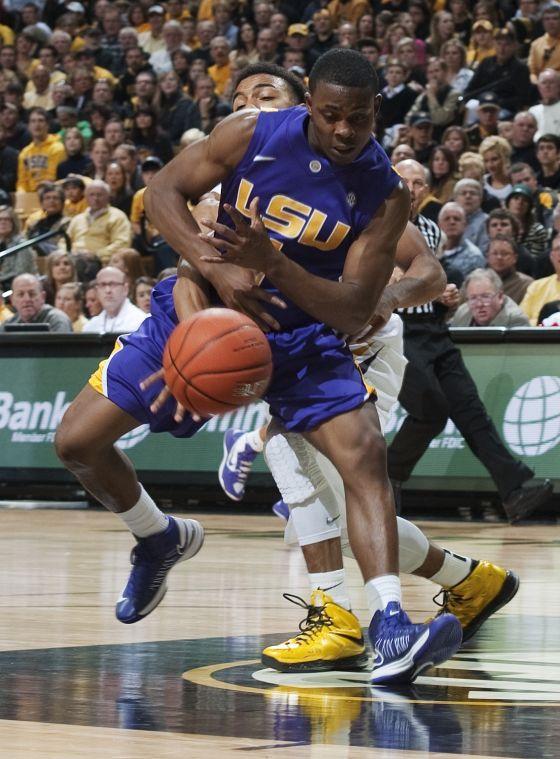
[0,23,14,46]
[17,107,66,192]
[130,156,164,251]
[0,292,13,324]
[208,36,231,95]
[520,236,560,324]
[529,7,560,83]
[62,180,132,265]
[62,175,89,217]
[466,20,496,68]
[23,65,55,111]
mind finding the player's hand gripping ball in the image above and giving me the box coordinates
[163,308,273,418]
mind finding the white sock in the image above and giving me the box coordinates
[118,485,168,538]
[365,574,402,616]
[309,569,351,610]
[429,550,473,588]
[245,428,264,453]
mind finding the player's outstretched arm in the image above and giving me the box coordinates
[144,113,286,330]
[359,222,446,336]
[144,111,255,271]
[386,223,447,308]
[359,221,447,338]
[174,260,211,321]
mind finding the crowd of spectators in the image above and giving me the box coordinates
[0,0,560,333]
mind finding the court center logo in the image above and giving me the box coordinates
[503,376,560,456]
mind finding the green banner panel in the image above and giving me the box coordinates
[0,339,559,489]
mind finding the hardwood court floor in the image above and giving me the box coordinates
[0,509,558,758]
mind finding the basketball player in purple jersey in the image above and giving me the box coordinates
[144,49,462,684]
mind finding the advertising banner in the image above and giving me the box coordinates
[0,340,559,489]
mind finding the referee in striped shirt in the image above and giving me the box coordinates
[387,160,553,523]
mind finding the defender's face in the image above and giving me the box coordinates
[232,74,297,112]
[306,82,378,166]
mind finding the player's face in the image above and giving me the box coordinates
[232,74,297,112]
[306,82,379,165]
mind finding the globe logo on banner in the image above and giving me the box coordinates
[503,376,560,456]
[116,424,151,450]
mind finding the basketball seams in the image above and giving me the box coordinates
[168,339,252,413]
[188,363,272,379]
[164,309,273,416]
[175,322,266,377]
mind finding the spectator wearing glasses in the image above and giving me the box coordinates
[83,265,146,334]
[451,268,530,327]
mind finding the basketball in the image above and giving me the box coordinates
[162,308,273,417]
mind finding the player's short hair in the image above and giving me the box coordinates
[309,48,379,96]
[234,62,306,104]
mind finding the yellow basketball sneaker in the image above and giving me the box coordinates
[262,590,369,672]
[433,561,519,642]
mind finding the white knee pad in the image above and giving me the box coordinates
[288,494,342,547]
[264,429,342,547]
[396,517,430,573]
[341,517,429,574]
[264,412,429,573]
[264,430,328,505]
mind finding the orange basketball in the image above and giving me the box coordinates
[162,308,273,417]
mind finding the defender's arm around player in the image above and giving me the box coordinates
[145,50,463,684]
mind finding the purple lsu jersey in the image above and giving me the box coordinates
[218,106,401,331]
[89,109,400,434]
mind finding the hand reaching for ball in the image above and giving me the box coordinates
[140,369,198,423]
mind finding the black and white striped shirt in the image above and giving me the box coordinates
[397,214,442,317]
